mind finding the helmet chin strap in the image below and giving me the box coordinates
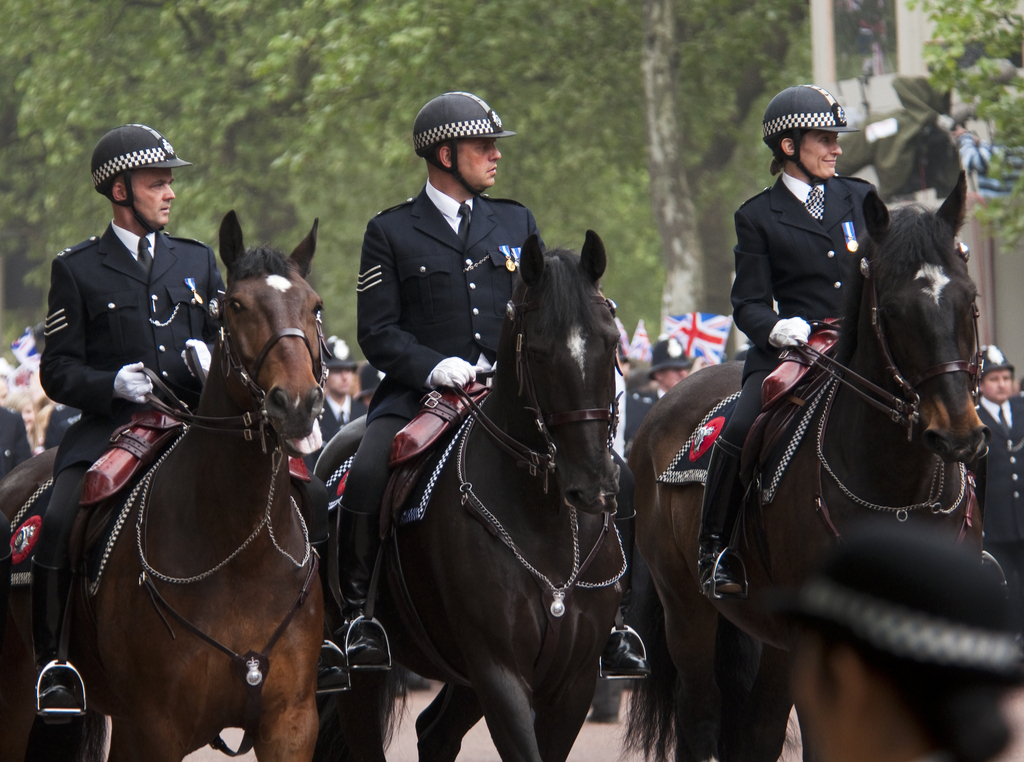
[427,140,484,197]
[112,169,164,233]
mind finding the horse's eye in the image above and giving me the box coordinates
[228,300,243,314]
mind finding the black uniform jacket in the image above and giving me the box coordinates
[0,407,31,478]
[978,397,1024,543]
[731,175,875,381]
[40,224,224,472]
[357,187,541,421]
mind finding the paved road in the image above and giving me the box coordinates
[186,683,1024,761]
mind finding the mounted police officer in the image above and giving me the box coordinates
[975,345,1024,634]
[334,92,647,679]
[699,85,876,599]
[32,124,224,718]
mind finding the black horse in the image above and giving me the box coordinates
[317,232,626,762]
[625,172,988,761]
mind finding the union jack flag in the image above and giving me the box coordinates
[613,317,630,356]
[663,312,733,365]
[627,319,652,363]
[11,327,38,370]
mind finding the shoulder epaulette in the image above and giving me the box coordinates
[166,234,211,248]
[56,236,99,258]
[376,198,415,216]
[738,187,771,210]
[479,195,525,207]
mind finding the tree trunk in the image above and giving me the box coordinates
[642,0,703,325]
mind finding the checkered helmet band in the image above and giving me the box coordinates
[762,84,855,143]
[413,91,515,153]
[91,124,190,191]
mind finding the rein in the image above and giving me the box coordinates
[143,305,330,453]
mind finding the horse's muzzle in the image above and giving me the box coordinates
[922,423,990,463]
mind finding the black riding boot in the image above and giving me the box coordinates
[335,505,390,669]
[31,560,86,720]
[599,514,650,678]
[697,439,748,599]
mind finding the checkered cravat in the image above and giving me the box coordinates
[805,185,824,220]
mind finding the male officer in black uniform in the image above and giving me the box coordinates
[337,92,647,678]
[699,85,875,599]
[975,345,1024,634]
[32,124,223,718]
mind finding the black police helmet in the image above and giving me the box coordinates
[762,85,858,149]
[91,124,191,199]
[325,336,358,371]
[980,345,1015,379]
[649,337,692,378]
[413,92,515,159]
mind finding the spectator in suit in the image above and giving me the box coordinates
[975,345,1024,634]
[0,398,32,477]
[648,337,692,396]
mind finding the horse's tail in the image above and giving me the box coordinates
[623,576,677,762]
[23,711,108,762]
[313,668,405,761]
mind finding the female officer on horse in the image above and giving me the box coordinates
[698,86,876,599]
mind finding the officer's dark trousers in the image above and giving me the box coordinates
[35,464,88,569]
[342,415,409,517]
[984,539,1024,634]
[720,371,769,449]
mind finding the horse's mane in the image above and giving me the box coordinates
[229,245,293,282]
[520,248,599,335]
[834,205,961,365]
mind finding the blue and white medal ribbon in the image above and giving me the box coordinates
[842,221,859,252]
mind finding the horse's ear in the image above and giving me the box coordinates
[520,234,544,287]
[580,230,606,284]
[289,218,318,279]
[862,190,890,242]
[937,170,968,234]
[219,210,245,276]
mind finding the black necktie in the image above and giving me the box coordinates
[138,235,153,280]
[457,203,471,245]
[805,185,824,220]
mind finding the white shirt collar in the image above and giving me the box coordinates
[781,171,822,205]
[111,221,155,263]
[325,394,350,421]
[425,180,473,235]
[979,396,1012,427]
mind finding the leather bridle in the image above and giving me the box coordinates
[796,242,981,440]
[454,292,618,491]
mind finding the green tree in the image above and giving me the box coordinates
[920,0,1024,241]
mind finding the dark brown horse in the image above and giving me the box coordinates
[626,173,987,762]
[0,212,327,761]
[317,232,626,762]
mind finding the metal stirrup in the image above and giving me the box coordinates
[36,660,87,717]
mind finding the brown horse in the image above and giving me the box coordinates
[625,173,987,762]
[0,211,327,761]
[315,233,626,762]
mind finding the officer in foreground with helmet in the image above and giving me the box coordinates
[698,86,875,600]
[332,92,648,680]
[31,124,224,718]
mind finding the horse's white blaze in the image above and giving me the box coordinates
[568,328,586,380]
[266,274,292,292]
[915,264,949,305]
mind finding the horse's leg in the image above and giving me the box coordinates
[253,692,319,762]
[326,673,391,762]
[414,683,483,762]
[719,643,793,762]
[533,672,595,762]
[0,592,37,762]
[107,717,187,762]
[471,665,544,762]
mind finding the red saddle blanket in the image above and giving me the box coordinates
[81,411,310,506]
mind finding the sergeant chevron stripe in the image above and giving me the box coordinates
[44,308,68,336]
[356,264,383,293]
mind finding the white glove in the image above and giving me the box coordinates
[768,317,811,348]
[113,362,153,403]
[427,357,476,389]
[182,339,212,375]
